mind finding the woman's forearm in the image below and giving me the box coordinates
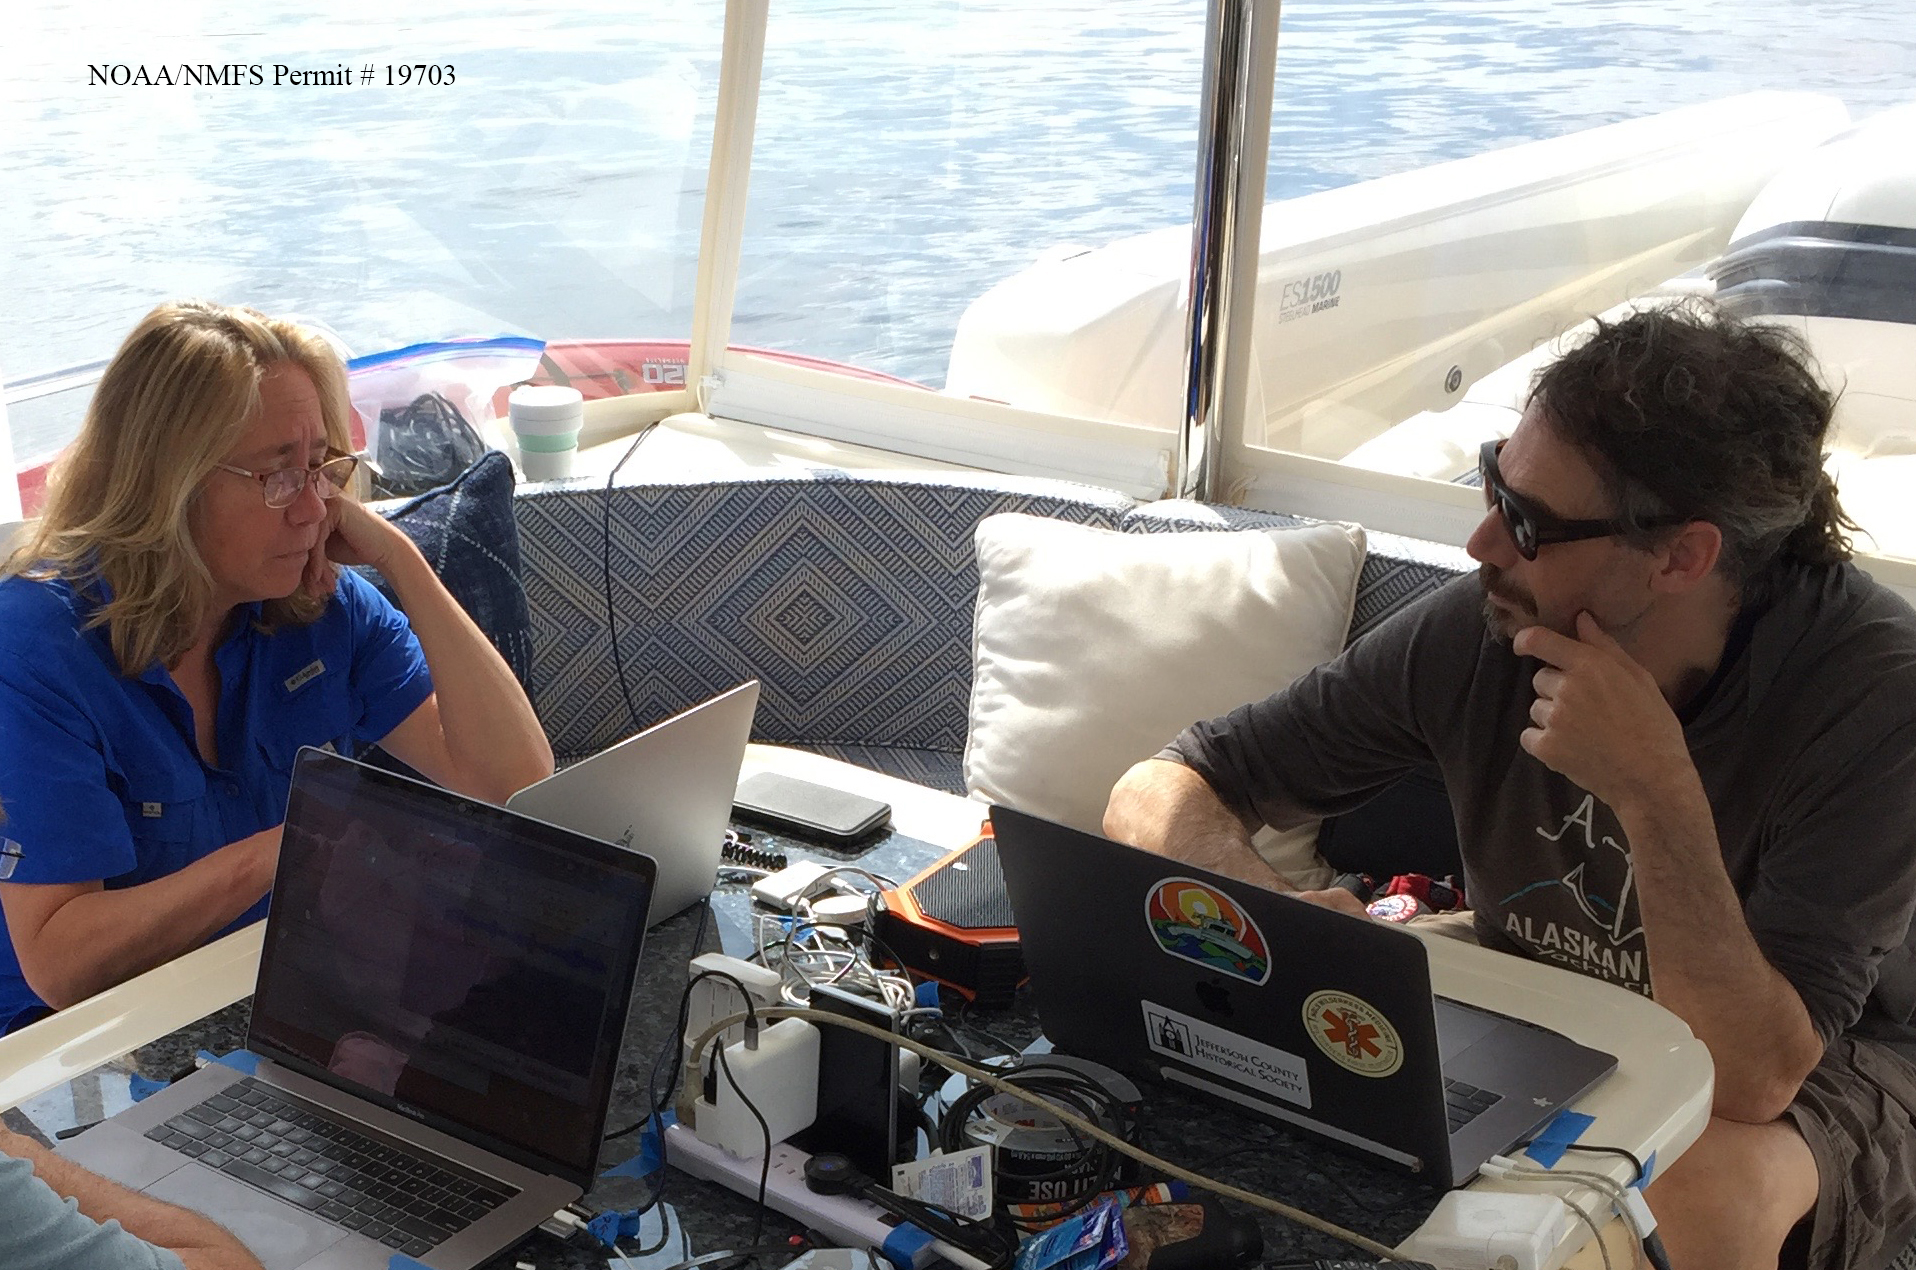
[378,543,553,801]
[0,829,277,1009]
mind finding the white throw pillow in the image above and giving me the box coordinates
[965,513,1366,885]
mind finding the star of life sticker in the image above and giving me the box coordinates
[1144,876,1272,985]
[1302,989,1404,1078]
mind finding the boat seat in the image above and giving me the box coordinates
[514,467,1132,766]
[508,467,1477,882]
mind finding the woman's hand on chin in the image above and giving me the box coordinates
[301,529,339,600]
[307,498,412,598]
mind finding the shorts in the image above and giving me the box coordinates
[1782,1034,1916,1270]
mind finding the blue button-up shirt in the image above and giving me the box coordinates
[0,569,433,1031]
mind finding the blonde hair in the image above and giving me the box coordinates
[4,300,355,675]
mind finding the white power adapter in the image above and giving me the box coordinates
[1399,1190,1573,1270]
[691,1017,821,1158]
[750,860,842,911]
[685,952,782,1062]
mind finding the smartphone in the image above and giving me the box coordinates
[733,772,892,845]
[789,982,901,1178]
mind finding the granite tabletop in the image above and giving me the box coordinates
[6,824,1445,1269]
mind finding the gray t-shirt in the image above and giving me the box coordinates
[1166,561,1916,1054]
[0,1153,186,1270]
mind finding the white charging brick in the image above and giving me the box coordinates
[692,1018,820,1158]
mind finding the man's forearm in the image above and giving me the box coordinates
[1617,776,1824,1122]
[2,1132,261,1268]
[380,544,553,801]
[1104,759,1290,890]
[3,831,276,1009]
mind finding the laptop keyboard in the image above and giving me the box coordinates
[1442,1078,1504,1133]
[145,1077,520,1259]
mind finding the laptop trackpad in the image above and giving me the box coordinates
[1434,998,1503,1064]
[146,1165,349,1270]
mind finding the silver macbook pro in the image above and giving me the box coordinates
[63,749,657,1270]
[506,680,758,925]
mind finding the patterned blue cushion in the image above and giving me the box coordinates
[370,450,534,690]
[1118,500,1472,642]
[516,469,1133,762]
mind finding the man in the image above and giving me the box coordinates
[1105,302,1916,1270]
[1,1125,262,1269]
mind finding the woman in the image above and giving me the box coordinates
[0,300,554,1033]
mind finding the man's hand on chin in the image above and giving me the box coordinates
[1511,610,1697,811]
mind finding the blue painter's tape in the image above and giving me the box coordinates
[600,1110,675,1180]
[127,1074,169,1103]
[1521,1109,1596,1169]
[881,1222,936,1269]
[1633,1149,1658,1190]
[386,1257,433,1270]
[588,1209,644,1248]
[197,1049,263,1075]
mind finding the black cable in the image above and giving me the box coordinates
[952,994,1025,1058]
[810,1155,1014,1270]
[862,1185,1016,1269]
[858,921,912,980]
[1510,1139,1647,1183]
[1562,1142,1648,1183]
[639,960,773,1245]
[616,1202,685,1260]
[647,1244,805,1270]
[599,421,659,733]
[711,1035,774,1247]
[597,917,738,1226]
[907,1014,976,1067]
[935,1058,1138,1229]
[605,900,717,1140]
[1510,1137,1663,1270]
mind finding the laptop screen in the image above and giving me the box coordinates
[248,751,655,1186]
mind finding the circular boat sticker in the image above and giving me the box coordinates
[1144,877,1271,985]
[1302,990,1403,1077]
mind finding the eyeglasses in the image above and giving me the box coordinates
[1478,439,1683,561]
[214,452,360,509]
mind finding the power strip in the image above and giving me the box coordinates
[662,1124,989,1270]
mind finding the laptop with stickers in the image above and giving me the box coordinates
[988,806,1617,1186]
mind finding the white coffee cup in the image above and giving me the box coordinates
[508,385,585,481]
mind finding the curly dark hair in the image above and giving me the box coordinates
[1527,299,1855,589]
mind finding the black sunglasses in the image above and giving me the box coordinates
[1478,439,1684,561]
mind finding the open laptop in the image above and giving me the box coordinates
[507,680,758,925]
[989,806,1617,1186]
[63,749,657,1270]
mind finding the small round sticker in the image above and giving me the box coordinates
[1303,989,1403,1077]
[1365,893,1422,924]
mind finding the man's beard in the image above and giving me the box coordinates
[1478,563,1538,641]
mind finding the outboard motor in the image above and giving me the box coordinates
[1711,104,1916,461]
[1710,103,1916,557]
